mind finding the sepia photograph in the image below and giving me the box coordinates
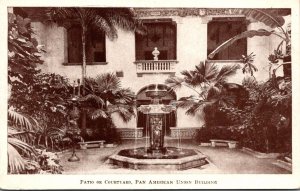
[0,0,299,189]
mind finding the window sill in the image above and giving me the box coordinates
[63,62,108,66]
[134,59,178,62]
[206,60,242,64]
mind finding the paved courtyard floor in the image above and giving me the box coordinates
[58,139,290,174]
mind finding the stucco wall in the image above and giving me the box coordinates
[31,15,287,129]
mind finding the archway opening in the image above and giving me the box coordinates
[136,84,177,136]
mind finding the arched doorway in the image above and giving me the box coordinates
[136,84,177,136]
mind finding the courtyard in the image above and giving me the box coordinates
[59,139,290,174]
[7,7,292,175]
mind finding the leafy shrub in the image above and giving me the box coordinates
[23,149,63,174]
[36,149,63,174]
[80,117,121,144]
[195,125,243,143]
[219,77,292,153]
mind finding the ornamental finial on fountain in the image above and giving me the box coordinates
[152,47,160,60]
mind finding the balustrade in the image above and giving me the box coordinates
[134,60,178,74]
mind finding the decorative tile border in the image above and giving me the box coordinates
[116,127,200,139]
[116,128,143,139]
[170,127,200,139]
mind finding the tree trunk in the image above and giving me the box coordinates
[81,24,87,130]
[81,25,87,95]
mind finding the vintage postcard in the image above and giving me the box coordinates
[0,0,299,189]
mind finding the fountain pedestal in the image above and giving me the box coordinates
[108,84,209,170]
[149,115,164,152]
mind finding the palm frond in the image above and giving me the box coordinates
[79,94,104,106]
[181,70,195,81]
[177,96,199,109]
[94,14,118,40]
[185,101,207,116]
[215,64,240,83]
[7,143,26,174]
[47,7,143,42]
[113,88,135,104]
[181,70,200,87]
[8,126,35,144]
[90,109,108,120]
[84,77,98,94]
[106,9,136,31]
[46,7,80,23]
[233,8,290,28]
[207,85,222,100]
[165,76,184,90]
[107,104,135,123]
[95,73,121,92]
[8,107,37,131]
[215,94,237,108]
[202,62,219,81]
[8,137,36,156]
[47,127,67,139]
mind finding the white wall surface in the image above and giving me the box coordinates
[31,14,288,129]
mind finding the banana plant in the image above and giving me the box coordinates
[208,9,291,78]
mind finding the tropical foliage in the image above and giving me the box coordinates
[165,61,241,118]
[208,8,291,60]
[8,108,64,174]
[7,12,70,174]
[8,12,44,86]
[212,76,292,152]
[8,108,37,174]
[241,52,257,76]
[78,73,135,143]
[202,9,292,153]
[46,7,144,133]
[9,72,73,149]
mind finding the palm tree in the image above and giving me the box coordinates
[47,8,144,94]
[165,61,240,116]
[47,8,143,130]
[79,73,135,135]
[207,9,291,79]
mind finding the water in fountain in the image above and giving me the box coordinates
[108,49,208,170]
[121,83,185,158]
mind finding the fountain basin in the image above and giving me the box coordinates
[108,147,208,170]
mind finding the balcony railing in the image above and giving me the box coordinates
[134,60,178,75]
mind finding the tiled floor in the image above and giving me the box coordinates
[58,139,290,174]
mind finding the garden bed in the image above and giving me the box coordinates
[273,159,292,172]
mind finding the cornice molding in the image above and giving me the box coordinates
[134,8,241,18]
